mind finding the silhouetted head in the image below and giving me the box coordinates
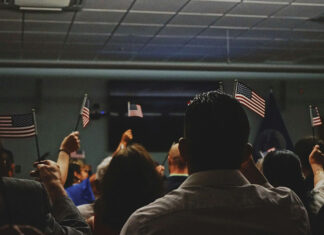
[179,91,250,173]
[262,150,306,200]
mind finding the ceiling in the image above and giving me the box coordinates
[0,0,324,67]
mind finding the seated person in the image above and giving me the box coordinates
[0,132,91,235]
[93,143,163,235]
[164,142,188,194]
[121,91,310,235]
[262,150,308,209]
[295,136,324,191]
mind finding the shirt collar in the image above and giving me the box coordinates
[180,170,251,188]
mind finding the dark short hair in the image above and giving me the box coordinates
[94,143,163,230]
[184,91,250,171]
[262,150,306,202]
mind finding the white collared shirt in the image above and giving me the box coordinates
[121,170,310,235]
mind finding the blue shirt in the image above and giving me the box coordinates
[66,178,95,206]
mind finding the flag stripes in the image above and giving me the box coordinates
[82,98,90,128]
[310,105,322,127]
[0,113,36,138]
[234,81,265,118]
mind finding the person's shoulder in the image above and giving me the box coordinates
[2,177,43,192]
[250,183,305,209]
[121,191,183,234]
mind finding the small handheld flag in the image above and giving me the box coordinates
[0,113,36,138]
[128,102,143,118]
[75,94,90,131]
[234,81,265,118]
[309,105,322,127]
[82,98,90,128]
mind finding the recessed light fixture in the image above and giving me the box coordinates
[0,0,84,11]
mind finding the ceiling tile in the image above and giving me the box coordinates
[0,9,22,19]
[23,32,65,42]
[23,42,62,50]
[170,14,219,26]
[214,16,262,28]
[0,50,21,59]
[149,36,191,45]
[189,37,226,47]
[201,28,244,37]
[22,50,59,59]
[25,12,73,21]
[75,11,124,23]
[64,43,104,51]
[132,0,188,12]
[110,35,152,44]
[274,5,324,18]
[97,52,133,61]
[115,25,161,35]
[24,22,69,32]
[83,0,134,10]
[71,22,116,34]
[60,52,96,60]
[158,26,203,36]
[238,29,278,39]
[254,18,304,29]
[182,1,238,14]
[124,12,173,24]
[294,21,324,31]
[0,21,21,31]
[0,41,21,50]
[228,2,284,16]
[0,32,20,41]
[103,43,144,52]
[67,34,109,44]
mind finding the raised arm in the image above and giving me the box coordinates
[35,160,91,235]
[112,129,133,157]
[309,145,324,187]
[57,132,80,186]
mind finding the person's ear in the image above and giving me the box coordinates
[242,143,253,163]
[179,138,189,163]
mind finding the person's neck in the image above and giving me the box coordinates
[169,168,188,175]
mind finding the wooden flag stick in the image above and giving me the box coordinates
[32,109,41,162]
[233,79,238,97]
[74,93,88,131]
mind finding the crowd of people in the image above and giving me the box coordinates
[1,91,324,234]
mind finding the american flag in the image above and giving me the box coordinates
[310,105,322,127]
[82,98,90,128]
[234,81,265,118]
[0,113,36,138]
[128,102,143,118]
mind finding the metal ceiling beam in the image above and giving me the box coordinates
[0,67,323,81]
[0,60,324,73]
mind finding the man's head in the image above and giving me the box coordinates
[179,91,250,173]
[168,143,188,174]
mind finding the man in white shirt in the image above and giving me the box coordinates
[121,91,310,235]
